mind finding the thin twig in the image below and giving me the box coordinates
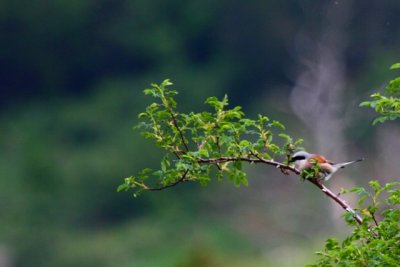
[309,179,363,225]
[173,151,181,159]
[197,156,298,173]
[169,110,189,151]
[143,170,189,191]
[371,212,379,227]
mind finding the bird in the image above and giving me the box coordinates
[289,151,364,181]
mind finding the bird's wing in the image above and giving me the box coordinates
[308,155,328,163]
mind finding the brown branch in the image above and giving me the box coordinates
[197,156,299,173]
[169,110,189,152]
[143,170,189,191]
[173,151,181,159]
[371,212,379,227]
[309,179,363,225]
[140,155,363,225]
[197,156,363,225]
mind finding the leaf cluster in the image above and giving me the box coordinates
[118,79,303,195]
[301,163,324,181]
[360,63,400,124]
[309,181,400,266]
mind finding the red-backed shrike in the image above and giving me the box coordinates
[290,151,364,181]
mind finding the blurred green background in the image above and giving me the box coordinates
[1,1,400,266]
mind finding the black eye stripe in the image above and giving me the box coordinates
[290,155,306,162]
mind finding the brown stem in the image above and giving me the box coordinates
[169,110,189,151]
[197,156,298,172]
[309,179,363,225]
[371,212,379,227]
[143,170,189,191]
[141,155,363,225]
[197,156,363,225]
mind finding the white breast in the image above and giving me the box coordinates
[294,159,308,171]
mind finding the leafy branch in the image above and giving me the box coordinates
[360,63,400,124]
[310,181,400,266]
[308,64,400,266]
[118,79,366,226]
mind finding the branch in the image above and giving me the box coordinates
[197,156,299,173]
[142,170,189,191]
[309,180,363,225]
[198,156,363,225]
[169,110,189,152]
[135,81,364,225]
[139,155,363,225]
[371,212,379,227]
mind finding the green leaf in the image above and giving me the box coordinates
[278,133,292,142]
[325,238,339,251]
[161,79,173,87]
[161,156,170,172]
[388,189,400,205]
[342,211,357,224]
[143,88,160,97]
[268,144,281,154]
[350,187,368,195]
[270,120,285,130]
[117,183,129,192]
[205,95,229,110]
[386,77,400,95]
[372,116,388,125]
[389,63,400,70]
[383,181,400,191]
[257,114,269,122]
[294,138,304,146]
[359,101,372,107]
[369,180,381,191]
[199,148,209,157]
[358,194,368,207]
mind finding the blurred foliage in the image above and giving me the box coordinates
[1,0,400,266]
[2,1,400,107]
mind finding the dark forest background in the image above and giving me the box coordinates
[1,1,400,266]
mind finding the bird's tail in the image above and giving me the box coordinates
[324,158,364,181]
[336,158,364,169]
